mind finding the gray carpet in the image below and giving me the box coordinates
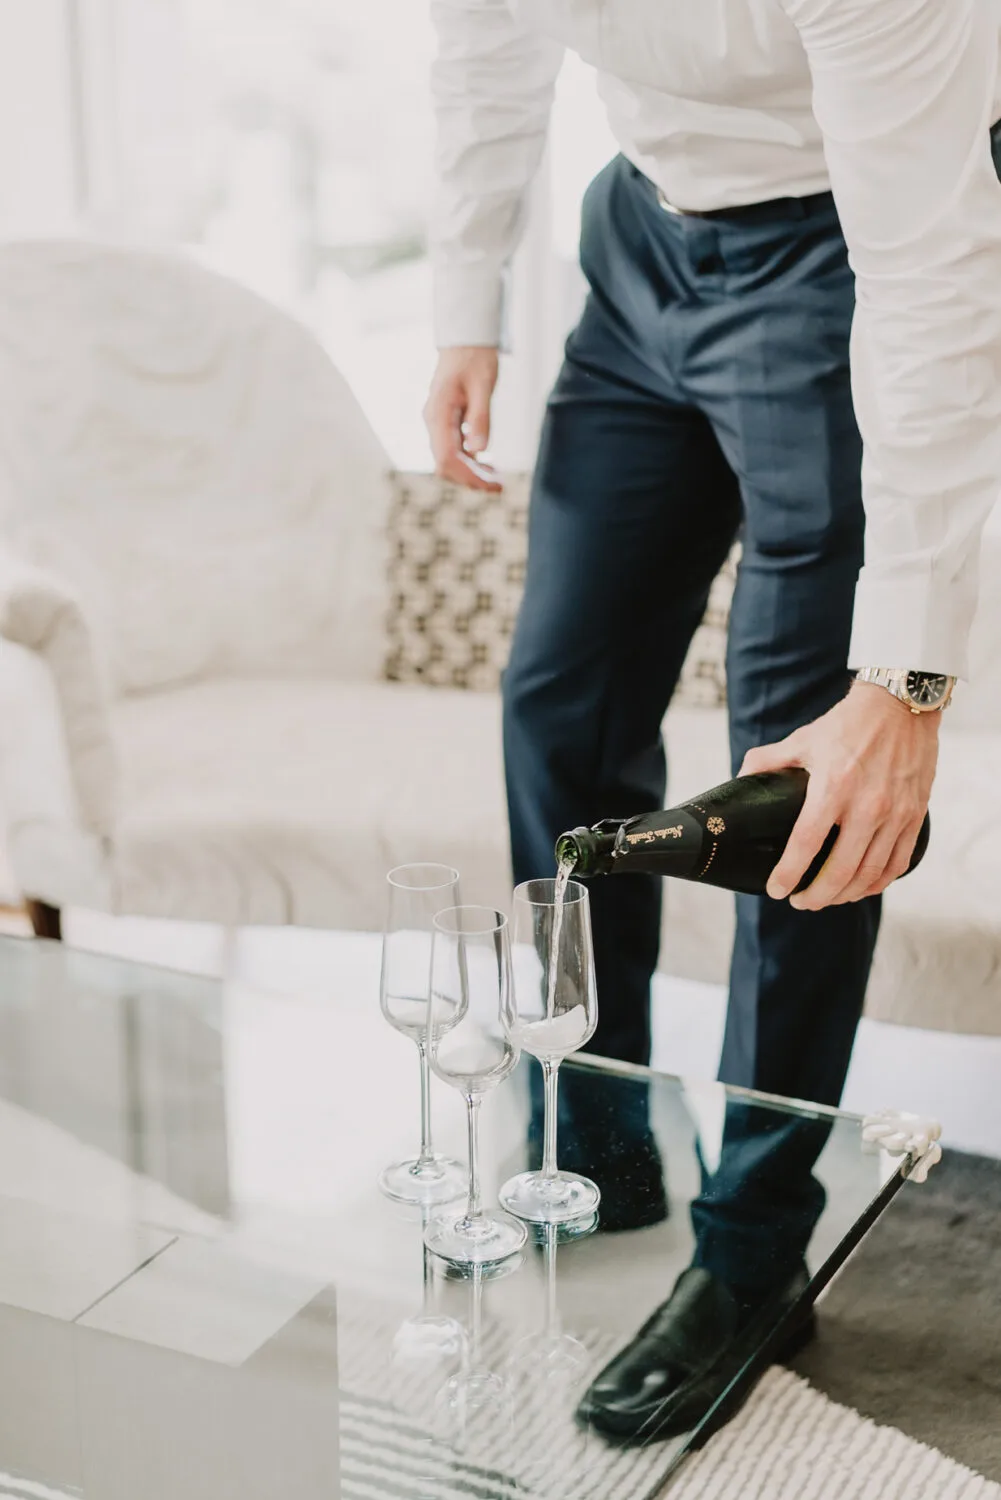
[792,1149,1001,1481]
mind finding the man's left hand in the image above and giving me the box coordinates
[739,682,940,910]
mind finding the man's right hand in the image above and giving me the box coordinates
[424,346,502,492]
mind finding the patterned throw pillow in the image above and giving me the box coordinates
[384,471,737,706]
[675,547,739,708]
[385,472,530,692]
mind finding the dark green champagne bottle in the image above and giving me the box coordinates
[555,768,930,897]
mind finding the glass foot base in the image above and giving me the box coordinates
[499,1170,601,1225]
[379,1155,467,1207]
[434,1369,512,1448]
[525,1212,599,1247]
[425,1210,527,1267]
[440,1256,522,1284]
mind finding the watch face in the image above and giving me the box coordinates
[905,671,951,708]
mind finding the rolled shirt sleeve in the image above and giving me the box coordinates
[781,0,1001,677]
[430,0,564,349]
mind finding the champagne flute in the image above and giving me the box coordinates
[424,906,527,1267]
[379,863,467,1205]
[499,878,600,1224]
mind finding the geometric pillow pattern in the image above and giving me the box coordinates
[675,545,739,709]
[384,472,529,692]
[384,471,737,706]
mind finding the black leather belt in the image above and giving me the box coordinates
[652,181,835,225]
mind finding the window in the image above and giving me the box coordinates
[0,3,617,471]
[174,0,437,467]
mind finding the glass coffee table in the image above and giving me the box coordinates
[0,931,917,1500]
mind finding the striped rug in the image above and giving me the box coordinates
[672,1367,1001,1500]
[2,1358,995,1499]
[336,1285,1001,1500]
[337,1293,676,1499]
[338,1372,1001,1500]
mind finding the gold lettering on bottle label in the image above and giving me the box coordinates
[626,826,684,845]
[706,816,726,835]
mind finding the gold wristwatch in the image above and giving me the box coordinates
[853,666,956,713]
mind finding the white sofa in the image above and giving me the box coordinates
[0,243,998,1035]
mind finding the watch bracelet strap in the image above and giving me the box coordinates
[854,666,897,692]
[853,665,954,711]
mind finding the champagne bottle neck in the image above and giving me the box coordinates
[555,825,618,877]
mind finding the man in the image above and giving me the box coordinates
[424,0,1001,1439]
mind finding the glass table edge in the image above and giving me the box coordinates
[566,1048,862,1126]
[1,934,859,1127]
[650,1157,909,1495]
[0,931,225,987]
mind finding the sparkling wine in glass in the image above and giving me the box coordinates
[499,877,600,1225]
[379,863,467,1206]
[424,906,527,1267]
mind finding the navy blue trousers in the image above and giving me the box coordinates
[503,157,881,1280]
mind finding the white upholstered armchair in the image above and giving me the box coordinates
[0,241,509,935]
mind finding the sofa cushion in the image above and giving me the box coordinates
[103,679,1000,1035]
[111,679,511,929]
[862,727,1001,1035]
[385,473,530,691]
[385,472,736,707]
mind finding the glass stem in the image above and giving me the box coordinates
[470,1261,483,1366]
[464,1093,482,1227]
[416,1038,434,1167]
[541,1060,560,1183]
[544,1224,558,1334]
[421,1210,435,1314]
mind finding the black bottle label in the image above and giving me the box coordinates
[608,773,806,893]
[611,808,705,878]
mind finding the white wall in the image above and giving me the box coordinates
[0,0,81,236]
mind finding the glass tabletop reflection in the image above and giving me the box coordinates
[0,932,910,1500]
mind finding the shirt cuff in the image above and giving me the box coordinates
[432,264,508,350]
[848,566,975,679]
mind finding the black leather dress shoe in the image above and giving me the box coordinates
[526,1134,668,1232]
[576,1264,815,1443]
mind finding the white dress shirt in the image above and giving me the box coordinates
[430,0,1001,677]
